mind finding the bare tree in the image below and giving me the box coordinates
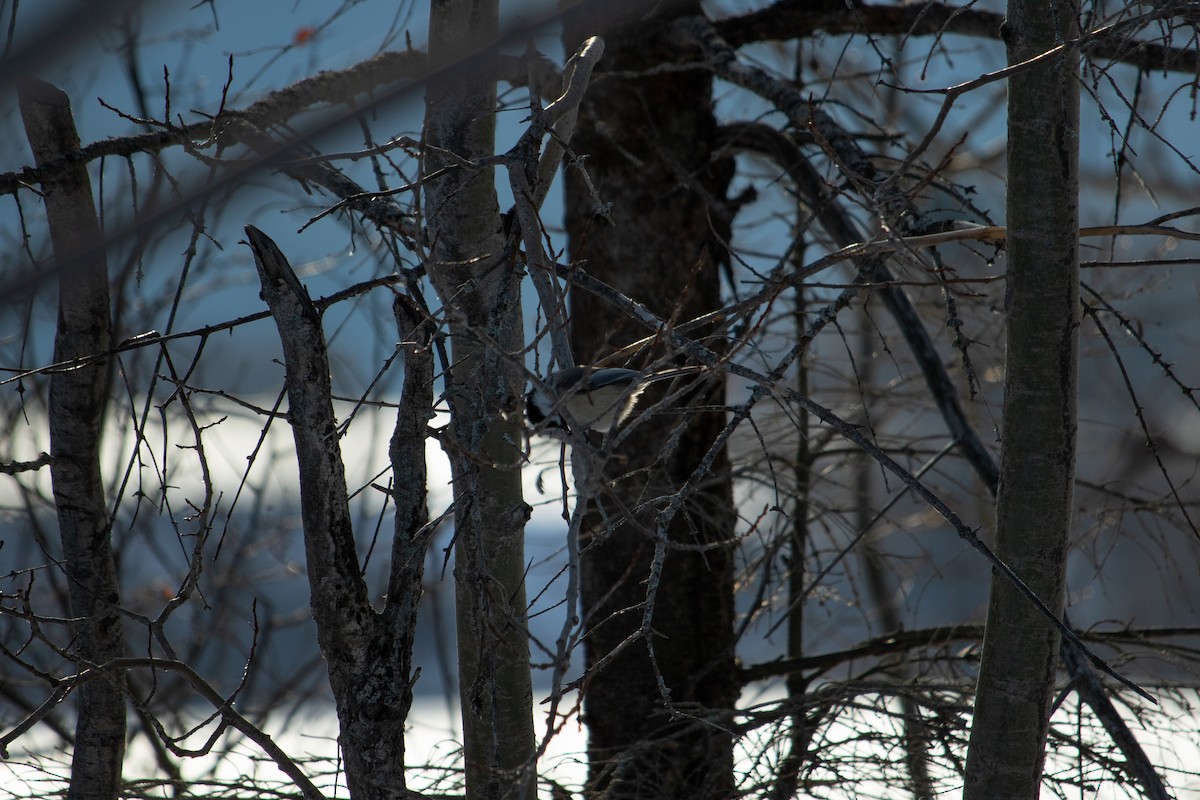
[17,77,126,800]
[966,0,1081,794]
[2,2,1199,799]
[559,2,739,797]
[422,0,536,795]
[248,224,435,800]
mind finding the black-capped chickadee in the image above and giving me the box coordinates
[526,366,702,434]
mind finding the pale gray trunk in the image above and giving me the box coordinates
[424,1,536,797]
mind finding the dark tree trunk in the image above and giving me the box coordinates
[248,227,430,800]
[18,77,127,800]
[965,0,1080,795]
[562,3,738,798]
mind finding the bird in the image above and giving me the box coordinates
[526,365,702,434]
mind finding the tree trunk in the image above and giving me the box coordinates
[424,1,536,797]
[248,227,429,800]
[562,3,739,798]
[964,1,1080,795]
[18,77,127,800]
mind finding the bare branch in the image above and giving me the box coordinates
[0,656,327,800]
[509,35,605,371]
[0,452,54,475]
[562,261,1157,704]
[714,0,1200,75]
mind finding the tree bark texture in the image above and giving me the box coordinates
[965,1,1081,796]
[424,1,536,797]
[562,3,739,798]
[248,226,429,800]
[18,77,126,800]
